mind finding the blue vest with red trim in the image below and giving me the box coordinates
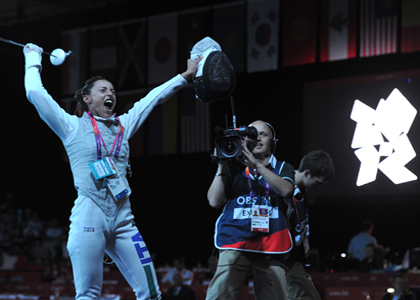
[214,158,294,254]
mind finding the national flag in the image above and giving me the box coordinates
[213,2,245,73]
[359,0,398,57]
[148,13,178,85]
[89,24,118,83]
[61,28,88,97]
[180,87,211,154]
[320,0,357,62]
[401,0,420,53]
[178,8,212,72]
[282,0,318,67]
[247,0,279,73]
[147,95,179,155]
[117,18,147,90]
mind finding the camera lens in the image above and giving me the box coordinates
[222,141,234,153]
[217,136,242,158]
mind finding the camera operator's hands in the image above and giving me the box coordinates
[212,148,229,165]
[237,139,260,170]
[238,139,293,198]
[244,136,257,153]
[208,147,229,208]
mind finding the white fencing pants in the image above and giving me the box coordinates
[67,196,161,300]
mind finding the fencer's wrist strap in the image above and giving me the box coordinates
[26,64,42,73]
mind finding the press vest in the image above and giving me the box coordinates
[215,157,294,254]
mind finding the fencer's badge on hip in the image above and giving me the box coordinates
[106,176,129,200]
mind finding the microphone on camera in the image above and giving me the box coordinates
[214,126,226,137]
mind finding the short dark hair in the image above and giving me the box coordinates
[361,220,373,232]
[298,150,334,182]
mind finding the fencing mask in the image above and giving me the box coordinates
[191,37,236,103]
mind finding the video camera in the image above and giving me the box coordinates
[214,126,258,158]
[213,96,258,159]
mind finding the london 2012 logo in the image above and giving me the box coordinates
[350,88,417,186]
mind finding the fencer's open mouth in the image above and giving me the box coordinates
[104,99,114,110]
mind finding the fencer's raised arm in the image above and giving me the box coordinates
[24,43,77,139]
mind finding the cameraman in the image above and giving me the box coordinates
[206,120,295,300]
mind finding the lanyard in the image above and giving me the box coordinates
[293,187,308,232]
[292,187,302,225]
[245,166,270,200]
[87,111,124,160]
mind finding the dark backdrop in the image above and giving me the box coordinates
[1,0,419,268]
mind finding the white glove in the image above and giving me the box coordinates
[23,43,43,71]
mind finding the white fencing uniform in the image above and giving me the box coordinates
[24,50,187,300]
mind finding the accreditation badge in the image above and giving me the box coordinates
[89,157,117,180]
[251,205,270,232]
[105,159,129,201]
[89,157,129,200]
[107,174,130,200]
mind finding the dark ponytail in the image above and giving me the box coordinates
[74,76,105,117]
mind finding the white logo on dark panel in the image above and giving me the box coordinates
[350,88,417,186]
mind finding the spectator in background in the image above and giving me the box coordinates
[164,273,196,300]
[161,256,194,286]
[23,222,40,241]
[0,232,14,254]
[11,227,25,251]
[382,274,412,300]
[23,207,34,223]
[0,244,26,270]
[0,192,17,226]
[0,224,5,248]
[44,218,64,259]
[42,260,72,283]
[347,221,378,261]
[359,243,383,273]
[23,224,39,260]
[0,192,57,270]
[194,255,218,285]
[28,238,48,265]
[26,211,44,236]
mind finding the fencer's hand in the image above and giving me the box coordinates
[23,43,43,57]
[181,56,202,81]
